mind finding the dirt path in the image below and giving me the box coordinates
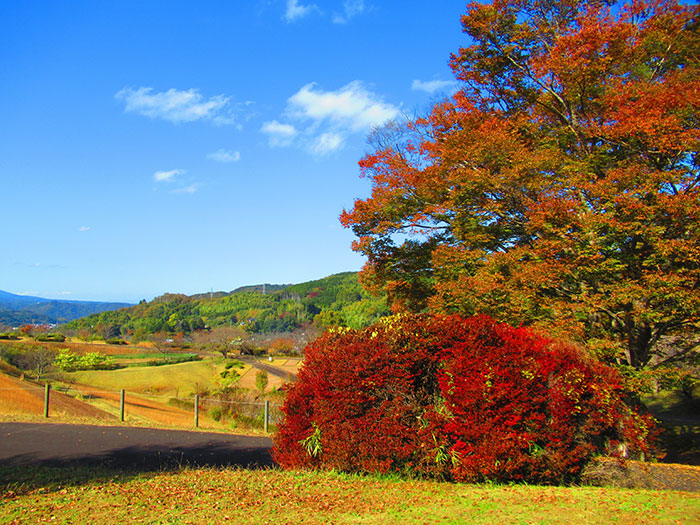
[0,422,273,469]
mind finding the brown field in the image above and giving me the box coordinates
[67,383,203,428]
[1,338,154,356]
[0,372,114,421]
[236,358,302,392]
[0,372,226,430]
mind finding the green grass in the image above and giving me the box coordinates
[109,352,193,360]
[0,466,697,524]
[67,358,223,396]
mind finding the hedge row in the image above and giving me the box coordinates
[273,314,654,484]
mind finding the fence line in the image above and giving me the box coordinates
[2,383,281,430]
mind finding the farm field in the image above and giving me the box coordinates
[0,337,154,357]
[67,358,227,397]
[1,466,698,524]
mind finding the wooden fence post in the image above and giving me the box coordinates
[44,383,50,418]
[194,394,199,428]
[120,389,125,422]
[264,400,269,433]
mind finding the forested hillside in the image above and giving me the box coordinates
[60,272,389,340]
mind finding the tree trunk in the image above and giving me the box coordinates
[626,320,653,369]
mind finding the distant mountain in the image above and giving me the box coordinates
[0,290,132,326]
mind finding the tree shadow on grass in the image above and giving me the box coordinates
[0,441,276,495]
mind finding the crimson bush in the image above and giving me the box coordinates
[273,314,654,483]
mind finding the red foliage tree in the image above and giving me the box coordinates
[273,314,654,483]
[341,0,700,369]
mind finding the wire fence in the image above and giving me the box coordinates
[1,382,284,432]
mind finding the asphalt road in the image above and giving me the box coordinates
[0,423,274,470]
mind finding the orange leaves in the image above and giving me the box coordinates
[341,0,699,370]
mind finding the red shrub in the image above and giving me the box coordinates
[272,314,654,483]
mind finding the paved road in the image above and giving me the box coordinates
[0,423,274,469]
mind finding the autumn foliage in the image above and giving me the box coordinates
[341,0,700,369]
[273,314,654,483]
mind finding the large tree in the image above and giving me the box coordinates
[341,0,700,369]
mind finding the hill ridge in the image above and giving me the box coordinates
[61,272,389,338]
[0,290,132,327]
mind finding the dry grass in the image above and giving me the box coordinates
[68,385,207,429]
[236,366,288,392]
[0,372,114,421]
[235,358,301,392]
[0,373,45,414]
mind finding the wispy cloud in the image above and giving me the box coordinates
[207,149,241,163]
[312,132,344,155]
[77,226,91,232]
[154,169,184,182]
[116,87,237,124]
[261,120,299,147]
[411,79,460,95]
[332,0,366,24]
[284,0,318,22]
[14,261,65,270]
[172,184,199,194]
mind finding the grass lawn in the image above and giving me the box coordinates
[67,358,225,397]
[1,466,698,524]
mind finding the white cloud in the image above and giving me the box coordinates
[116,87,235,124]
[261,81,398,156]
[207,149,241,163]
[154,169,184,182]
[284,0,318,22]
[288,81,398,131]
[77,226,91,232]
[172,184,199,194]
[57,291,73,296]
[411,79,460,95]
[261,120,299,147]
[333,0,365,24]
[311,132,344,155]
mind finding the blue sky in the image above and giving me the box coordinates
[1,1,466,303]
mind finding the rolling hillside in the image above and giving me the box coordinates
[61,272,390,338]
[0,290,132,326]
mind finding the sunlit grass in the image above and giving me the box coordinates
[68,359,223,396]
[0,373,44,415]
[0,467,697,524]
